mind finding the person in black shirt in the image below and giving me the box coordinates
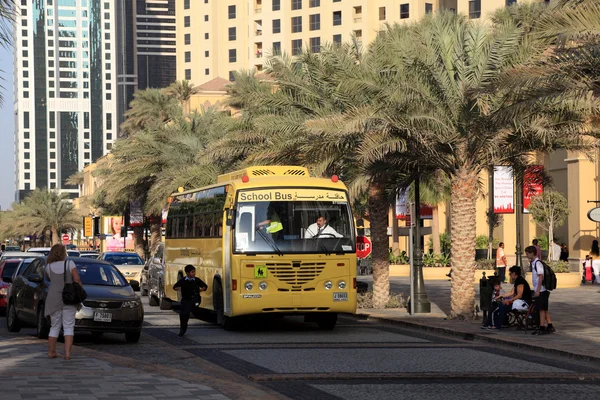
[493,266,532,329]
[173,265,208,337]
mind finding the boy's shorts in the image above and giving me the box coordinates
[534,291,550,311]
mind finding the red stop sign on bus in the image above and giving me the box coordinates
[356,236,372,259]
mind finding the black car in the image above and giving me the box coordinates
[5,257,144,342]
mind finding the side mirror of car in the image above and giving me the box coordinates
[27,274,43,283]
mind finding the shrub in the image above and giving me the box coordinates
[475,259,496,270]
[435,253,451,267]
[357,291,406,309]
[535,235,549,251]
[389,249,409,264]
[427,233,452,255]
[547,260,570,273]
[476,235,500,250]
[423,253,450,267]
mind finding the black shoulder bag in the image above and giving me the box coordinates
[62,260,87,305]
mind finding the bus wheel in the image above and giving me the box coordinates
[176,273,184,302]
[213,279,225,325]
[316,313,337,330]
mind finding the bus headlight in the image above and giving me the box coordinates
[259,282,267,290]
[338,281,346,289]
[324,281,333,290]
[245,282,253,291]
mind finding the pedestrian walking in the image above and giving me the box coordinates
[496,242,507,283]
[173,265,207,337]
[589,240,600,284]
[525,246,555,335]
[44,244,82,359]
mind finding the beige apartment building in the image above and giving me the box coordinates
[175,0,550,87]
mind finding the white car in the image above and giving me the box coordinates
[28,247,81,257]
[98,252,145,291]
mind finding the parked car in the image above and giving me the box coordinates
[0,259,23,315]
[98,252,145,291]
[5,246,20,252]
[0,251,43,262]
[28,247,80,257]
[144,244,169,309]
[5,257,143,342]
[80,253,99,259]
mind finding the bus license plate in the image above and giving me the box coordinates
[333,292,348,302]
[94,312,112,322]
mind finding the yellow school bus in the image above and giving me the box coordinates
[163,166,357,329]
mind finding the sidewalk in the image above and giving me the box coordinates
[0,335,230,400]
[357,277,600,362]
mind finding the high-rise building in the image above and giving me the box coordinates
[14,0,118,200]
[176,0,549,86]
[116,0,177,134]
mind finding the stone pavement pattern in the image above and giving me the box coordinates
[358,276,600,361]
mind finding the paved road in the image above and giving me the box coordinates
[2,292,600,400]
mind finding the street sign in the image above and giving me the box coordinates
[588,207,600,222]
[356,236,372,259]
[83,216,93,237]
[61,234,70,244]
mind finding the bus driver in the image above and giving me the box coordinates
[305,215,343,238]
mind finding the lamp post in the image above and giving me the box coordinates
[412,175,431,314]
[515,172,523,275]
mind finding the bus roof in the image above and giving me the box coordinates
[216,166,310,183]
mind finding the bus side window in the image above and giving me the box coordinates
[194,214,203,237]
[214,212,223,237]
[203,213,213,237]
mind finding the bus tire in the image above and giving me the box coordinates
[213,278,224,325]
[316,313,337,330]
[176,272,184,302]
[159,281,171,310]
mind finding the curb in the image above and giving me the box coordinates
[357,312,600,364]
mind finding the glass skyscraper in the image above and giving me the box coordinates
[14,0,117,200]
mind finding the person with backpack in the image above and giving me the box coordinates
[525,245,555,335]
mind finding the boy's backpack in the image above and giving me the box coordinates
[533,260,557,291]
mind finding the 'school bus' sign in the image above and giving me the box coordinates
[238,189,347,202]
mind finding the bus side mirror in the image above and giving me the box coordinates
[226,209,234,226]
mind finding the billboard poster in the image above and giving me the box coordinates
[395,190,408,220]
[493,166,514,214]
[523,165,544,213]
[129,199,144,227]
[102,216,135,251]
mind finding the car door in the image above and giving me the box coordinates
[16,259,42,323]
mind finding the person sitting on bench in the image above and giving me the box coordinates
[493,266,532,329]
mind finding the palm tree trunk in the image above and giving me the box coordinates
[431,206,440,254]
[449,166,478,319]
[149,218,162,255]
[369,181,390,309]
[133,226,145,260]
[51,227,60,246]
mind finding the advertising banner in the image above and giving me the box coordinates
[493,166,514,214]
[83,216,93,237]
[102,216,134,252]
[129,199,144,227]
[395,190,408,220]
[523,165,544,213]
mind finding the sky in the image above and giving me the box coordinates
[0,43,14,211]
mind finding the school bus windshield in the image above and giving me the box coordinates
[233,191,355,254]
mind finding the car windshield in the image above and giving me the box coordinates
[2,262,20,281]
[75,261,128,287]
[233,193,355,254]
[30,250,50,256]
[81,254,99,259]
[103,254,144,265]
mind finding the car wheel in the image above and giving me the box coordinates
[36,305,50,339]
[148,293,159,307]
[125,330,141,343]
[7,302,21,333]
[140,278,148,296]
[158,281,171,310]
[316,313,337,330]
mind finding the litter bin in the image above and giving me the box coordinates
[479,271,494,323]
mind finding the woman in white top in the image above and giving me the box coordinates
[44,244,82,360]
[589,240,600,285]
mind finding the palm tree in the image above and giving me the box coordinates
[4,190,81,245]
[0,1,16,105]
[120,89,181,136]
[164,80,201,115]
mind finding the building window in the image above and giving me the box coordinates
[272,19,281,34]
[309,14,320,31]
[23,112,29,129]
[291,0,302,11]
[506,0,517,5]
[205,68,210,75]
[184,0,190,9]
[106,114,112,130]
[469,0,481,18]
[310,0,320,7]
[310,37,320,53]
[204,15,209,22]
[426,3,433,13]
[229,71,237,82]
[273,41,281,55]
[229,27,236,40]
[229,49,237,63]
[185,51,191,62]
[205,50,209,57]
[291,16,302,33]
[273,0,280,11]
[333,11,341,26]
[400,4,409,19]
[228,5,236,19]
[333,34,342,45]
[185,33,191,44]
[292,39,302,55]
[185,69,191,80]
[379,7,386,20]
[205,33,209,39]
[184,16,190,27]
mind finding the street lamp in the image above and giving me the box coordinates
[411,175,431,314]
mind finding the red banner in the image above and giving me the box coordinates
[523,166,544,213]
